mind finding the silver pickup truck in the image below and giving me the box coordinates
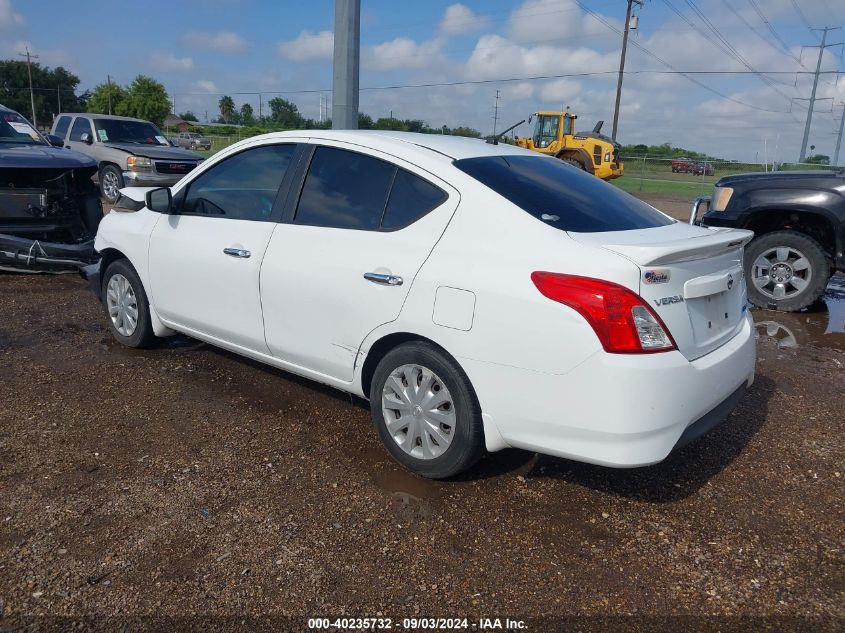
[51,113,203,203]
[170,132,212,151]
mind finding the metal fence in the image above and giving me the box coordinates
[614,156,842,198]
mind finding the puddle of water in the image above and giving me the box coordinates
[753,275,845,352]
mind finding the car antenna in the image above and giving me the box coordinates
[487,119,525,145]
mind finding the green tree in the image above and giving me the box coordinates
[240,103,255,126]
[87,82,127,115]
[447,126,481,138]
[115,75,170,126]
[0,60,85,125]
[179,110,198,122]
[218,95,236,123]
[357,112,374,129]
[267,97,304,128]
[805,154,830,165]
[374,117,408,131]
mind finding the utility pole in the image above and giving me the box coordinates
[834,102,845,166]
[492,90,500,137]
[258,93,263,120]
[107,74,113,115]
[332,0,361,129]
[611,0,641,141]
[57,84,61,114]
[798,27,842,162]
[18,47,39,127]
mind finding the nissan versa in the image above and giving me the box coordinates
[83,131,757,478]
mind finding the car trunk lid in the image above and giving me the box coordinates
[569,223,754,360]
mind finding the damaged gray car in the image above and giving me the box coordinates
[0,105,102,271]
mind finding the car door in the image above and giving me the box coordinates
[147,141,300,353]
[64,116,93,152]
[260,142,459,382]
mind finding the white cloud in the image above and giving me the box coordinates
[193,79,219,93]
[0,0,23,30]
[182,31,249,53]
[439,4,490,36]
[364,37,444,71]
[2,39,71,67]
[539,78,582,103]
[277,30,334,61]
[508,0,619,46]
[150,52,194,72]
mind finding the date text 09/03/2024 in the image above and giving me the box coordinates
[307,617,528,630]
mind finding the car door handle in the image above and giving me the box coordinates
[223,247,251,258]
[364,272,403,286]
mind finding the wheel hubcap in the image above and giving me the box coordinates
[751,246,812,301]
[102,172,119,199]
[381,364,456,460]
[106,273,139,337]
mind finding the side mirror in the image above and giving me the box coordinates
[43,133,64,147]
[80,132,93,145]
[145,187,172,214]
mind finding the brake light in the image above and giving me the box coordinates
[531,272,676,354]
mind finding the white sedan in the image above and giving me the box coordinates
[84,131,756,478]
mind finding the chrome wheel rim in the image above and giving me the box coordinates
[751,246,812,301]
[102,170,120,200]
[106,273,138,337]
[381,364,456,460]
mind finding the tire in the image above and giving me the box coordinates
[370,341,484,479]
[744,230,830,312]
[99,164,124,203]
[101,259,158,348]
[560,157,587,171]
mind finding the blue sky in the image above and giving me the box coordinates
[2,0,845,162]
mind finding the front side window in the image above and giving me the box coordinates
[181,144,296,221]
[54,115,71,139]
[69,117,93,142]
[295,147,395,230]
[454,155,673,233]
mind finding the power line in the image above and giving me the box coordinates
[720,0,804,66]
[572,0,789,113]
[747,0,799,55]
[797,27,843,161]
[790,0,817,36]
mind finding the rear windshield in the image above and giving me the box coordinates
[453,155,673,233]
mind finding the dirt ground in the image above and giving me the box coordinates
[1,196,843,631]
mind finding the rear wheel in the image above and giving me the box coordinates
[559,157,587,171]
[370,342,484,479]
[744,230,830,312]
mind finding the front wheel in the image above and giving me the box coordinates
[102,259,158,348]
[744,230,830,312]
[370,342,484,479]
[99,165,124,203]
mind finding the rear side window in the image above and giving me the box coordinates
[54,116,71,139]
[295,147,447,231]
[182,143,296,221]
[382,169,447,231]
[295,147,395,230]
[69,117,92,142]
[453,155,673,233]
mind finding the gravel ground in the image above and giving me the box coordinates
[1,261,843,630]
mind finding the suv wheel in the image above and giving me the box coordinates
[100,165,124,203]
[744,230,830,312]
[370,342,484,479]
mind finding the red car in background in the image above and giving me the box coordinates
[671,157,694,173]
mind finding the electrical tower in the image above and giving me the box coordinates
[332,0,361,129]
[834,102,845,166]
[18,47,39,127]
[492,90,500,137]
[798,27,842,162]
[611,0,642,141]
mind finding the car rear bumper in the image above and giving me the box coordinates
[122,171,183,187]
[0,232,98,272]
[465,312,756,467]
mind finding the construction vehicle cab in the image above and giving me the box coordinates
[516,111,624,181]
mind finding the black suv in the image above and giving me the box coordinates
[691,169,844,312]
[0,105,102,271]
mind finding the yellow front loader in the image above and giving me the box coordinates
[511,111,624,180]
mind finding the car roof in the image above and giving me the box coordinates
[57,113,151,123]
[260,130,536,161]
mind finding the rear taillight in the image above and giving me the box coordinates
[531,272,676,354]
